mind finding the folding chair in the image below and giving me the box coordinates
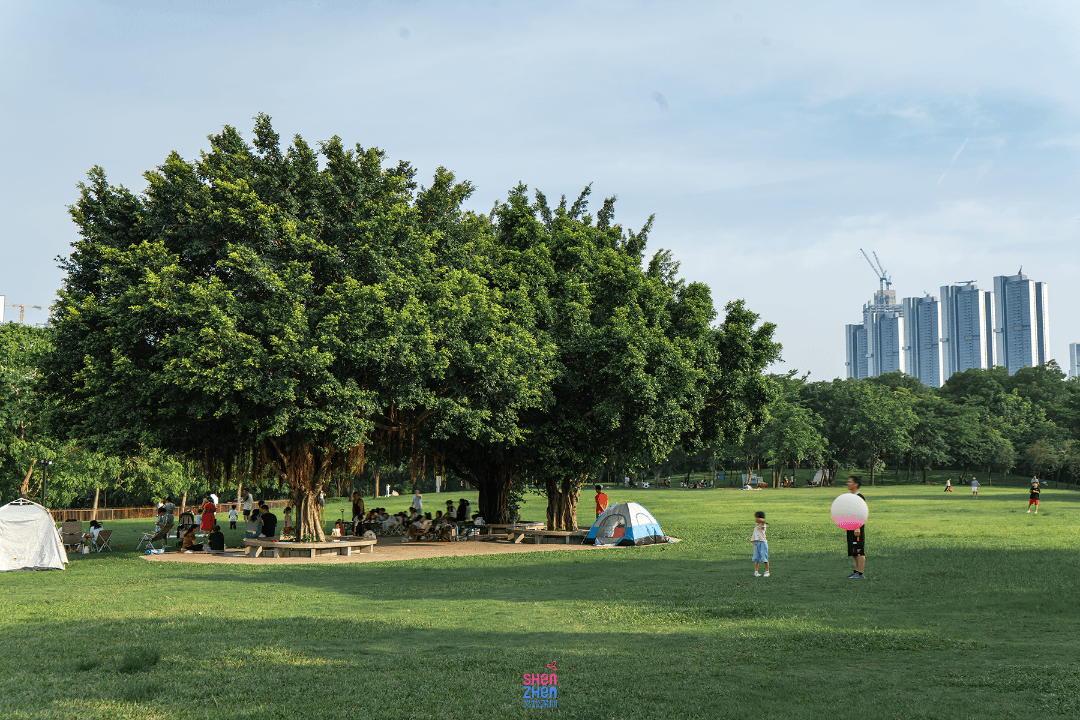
[136,523,173,552]
[59,520,83,552]
[91,529,114,552]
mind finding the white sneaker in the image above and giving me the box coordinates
[763,571,770,577]
[754,571,761,577]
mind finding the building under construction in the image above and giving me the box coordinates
[844,255,1051,385]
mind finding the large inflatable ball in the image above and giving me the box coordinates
[830,494,868,530]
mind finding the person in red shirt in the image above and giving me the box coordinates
[594,485,609,517]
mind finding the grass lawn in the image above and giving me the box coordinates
[2,484,1078,719]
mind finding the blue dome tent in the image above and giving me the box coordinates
[583,501,665,546]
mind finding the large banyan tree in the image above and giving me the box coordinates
[45,115,552,540]
[45,115,780,535]
[436,184,781,528]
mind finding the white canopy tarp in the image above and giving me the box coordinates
[0,499,68,571]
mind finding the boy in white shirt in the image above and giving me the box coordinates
[228,506,239,529]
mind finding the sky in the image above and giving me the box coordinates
[1,0,1077,381]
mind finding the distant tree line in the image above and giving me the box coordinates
[649,363,1080,488]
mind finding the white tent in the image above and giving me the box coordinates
[583,501,666,546]
[0,499,68,571]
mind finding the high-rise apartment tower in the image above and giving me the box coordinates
[939,282,996,378]
[901,295,944,387]
[993,273,1049,375]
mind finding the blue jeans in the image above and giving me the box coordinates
[752,541,768,563]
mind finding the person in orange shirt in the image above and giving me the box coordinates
[594,485,609,517]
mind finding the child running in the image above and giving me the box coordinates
[751,511,769,577]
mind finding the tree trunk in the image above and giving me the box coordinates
[18,459,37,498]
[180,491,187,514]
[91,488,100,521]
[295,489,323,541]
[545,476,582,531]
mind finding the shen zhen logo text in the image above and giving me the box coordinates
[522,661,558,709]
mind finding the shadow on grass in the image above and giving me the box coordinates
[0,615,993,720]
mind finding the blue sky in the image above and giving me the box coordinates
[1,0,1077,380]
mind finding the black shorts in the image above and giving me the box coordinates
[242,509,251,518]
[846,529,865,557]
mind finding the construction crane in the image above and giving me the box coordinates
[4,303,45,324]
[859,249,892,295]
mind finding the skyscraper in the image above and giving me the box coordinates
[993,272,1050,375]
[939,282,996,379]
[845,288,905,379]
[902,294,944,387]
[1069,343,1079,381]
[845,323,869,380]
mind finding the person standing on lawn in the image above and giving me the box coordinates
[200,496,216,532]
[1027,479,1040,514]
[846,476,866,580]
[971,477,979,498]
[411,490,423,514]
[594,485,609,517]
[751,511,769,577]
[945,478,952,493]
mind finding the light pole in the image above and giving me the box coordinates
[41,460,52,505]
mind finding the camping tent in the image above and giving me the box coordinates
[0,499,68,571]
[583,501,666,546]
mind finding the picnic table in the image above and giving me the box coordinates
[244,537,376,559]
[477,522,546,543]
[517,528,590,545]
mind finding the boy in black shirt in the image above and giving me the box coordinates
[208,524,225,552]
[1027,480,1040,514]
[846,476,866,579]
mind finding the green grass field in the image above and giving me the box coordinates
[2,484,1078,719]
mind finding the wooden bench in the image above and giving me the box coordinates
[479,522,544,541]
[243,537,376,559]
[519,529,590,544]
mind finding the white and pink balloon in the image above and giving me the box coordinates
[830,494,868,530]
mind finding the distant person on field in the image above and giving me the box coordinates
[751,511,770,578]
[594,485,609,517]
[1027,479,1040,514]
[846,476,866,580]
[208,524,225,552]
[351,492,365,526]
[411,490,423,514]
[944,478,952,493]
[971,478,979,498]
[228,506,238,529]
